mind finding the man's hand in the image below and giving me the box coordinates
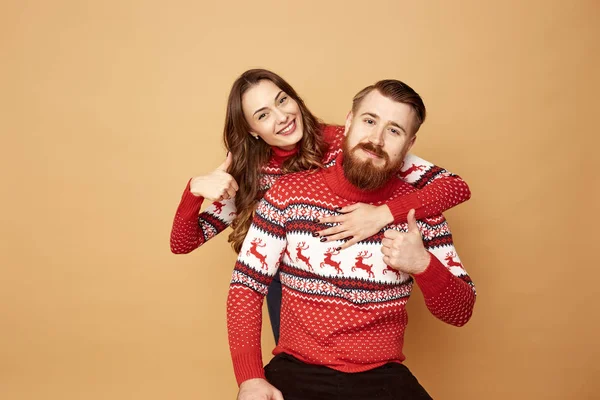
[237,378,284,400]
[189,152,239,201]
[316,203,394,250]
[381,209,431,275]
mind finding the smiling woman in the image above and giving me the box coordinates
[242,81,304,150]
[169,68,472,344]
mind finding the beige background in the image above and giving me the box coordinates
[1,0,599,399]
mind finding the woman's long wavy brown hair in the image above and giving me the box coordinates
[224,69,328,253]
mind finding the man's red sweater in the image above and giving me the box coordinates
[227,153,476,385]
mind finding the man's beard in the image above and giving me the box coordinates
[342,137,404,191]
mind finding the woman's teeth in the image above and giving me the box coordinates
[279,120,294,134]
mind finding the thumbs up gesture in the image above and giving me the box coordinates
[381,209,431,275]
[189,152,239,201]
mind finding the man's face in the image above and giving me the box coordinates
[342,90,418,190]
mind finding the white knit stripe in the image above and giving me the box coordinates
[279,271,412,305]
[237,223,286,277]
[202,197,237,224]
[283,286,410,309]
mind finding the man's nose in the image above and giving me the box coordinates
[368,127,385,146]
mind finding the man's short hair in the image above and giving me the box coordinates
[352,80,427,134]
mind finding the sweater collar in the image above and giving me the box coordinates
[270,145,299,166]
[323,153,406,203]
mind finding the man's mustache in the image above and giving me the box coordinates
[353,142,390,162]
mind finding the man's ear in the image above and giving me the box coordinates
[344,111,353,136]
[407,135,417,152]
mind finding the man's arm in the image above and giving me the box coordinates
[227,194,287,386]
[382,210,476,327]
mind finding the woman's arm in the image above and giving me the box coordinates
[170,153,239,254]
[317,152,470,249]
[386,153,471,223]
[169,179,237,254]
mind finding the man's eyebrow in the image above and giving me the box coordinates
[254,91,284,117]
[360,112,380,120]
[389,120,407,134]
[361,112,406,133]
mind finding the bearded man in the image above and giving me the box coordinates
[227,79,477,400]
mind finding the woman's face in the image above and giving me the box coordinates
[242,80,304,150]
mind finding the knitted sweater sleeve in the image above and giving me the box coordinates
[412,217,476,327]
[386,153,471,224]
[169,179,237,254]
[226,189,287,386]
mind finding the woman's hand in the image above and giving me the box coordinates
[316,203,394,250]
[189,152,239,201]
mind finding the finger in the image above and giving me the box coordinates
[407,209,419,233]
[317,225,347,237]
[338,236,359,250]
[273,389,285,400]
[230,178,239,191]
[320,231,354,243]
[381,246,391,256]
[336,203,362,213]
[217,151,233,172]
[383,255,391,265]
[226,186,237,199]
[318,215,343,224]
[384,229,401,239]
[381,238,393,248]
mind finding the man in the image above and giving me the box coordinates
[227,80,476,399]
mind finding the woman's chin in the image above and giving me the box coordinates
[278,131,303,149]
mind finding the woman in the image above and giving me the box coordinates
[170,69,471,343]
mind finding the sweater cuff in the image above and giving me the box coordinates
[412,253,454,298]
[386,192,421,224]
[177,179,205,221]
[232,351,266,387]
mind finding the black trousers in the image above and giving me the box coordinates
[266,271,282,344]
[264,353,433,400]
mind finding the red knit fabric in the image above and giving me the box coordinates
[170,124,471,253]
[227,154,476,385]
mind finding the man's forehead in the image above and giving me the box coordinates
[356,91,415,121]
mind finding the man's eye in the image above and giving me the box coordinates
[390,128,399,135]
[365,119,374,125]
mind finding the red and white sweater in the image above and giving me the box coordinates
[169,125,471,254]
[227,153,476,385]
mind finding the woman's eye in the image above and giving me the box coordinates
[279,96,288,104]
[258,113,267,120]
[365,119,374,125]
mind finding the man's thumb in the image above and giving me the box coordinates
[407,209,418,233]
[217,151,232,172]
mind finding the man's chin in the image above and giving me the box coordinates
[355,159,386,172]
